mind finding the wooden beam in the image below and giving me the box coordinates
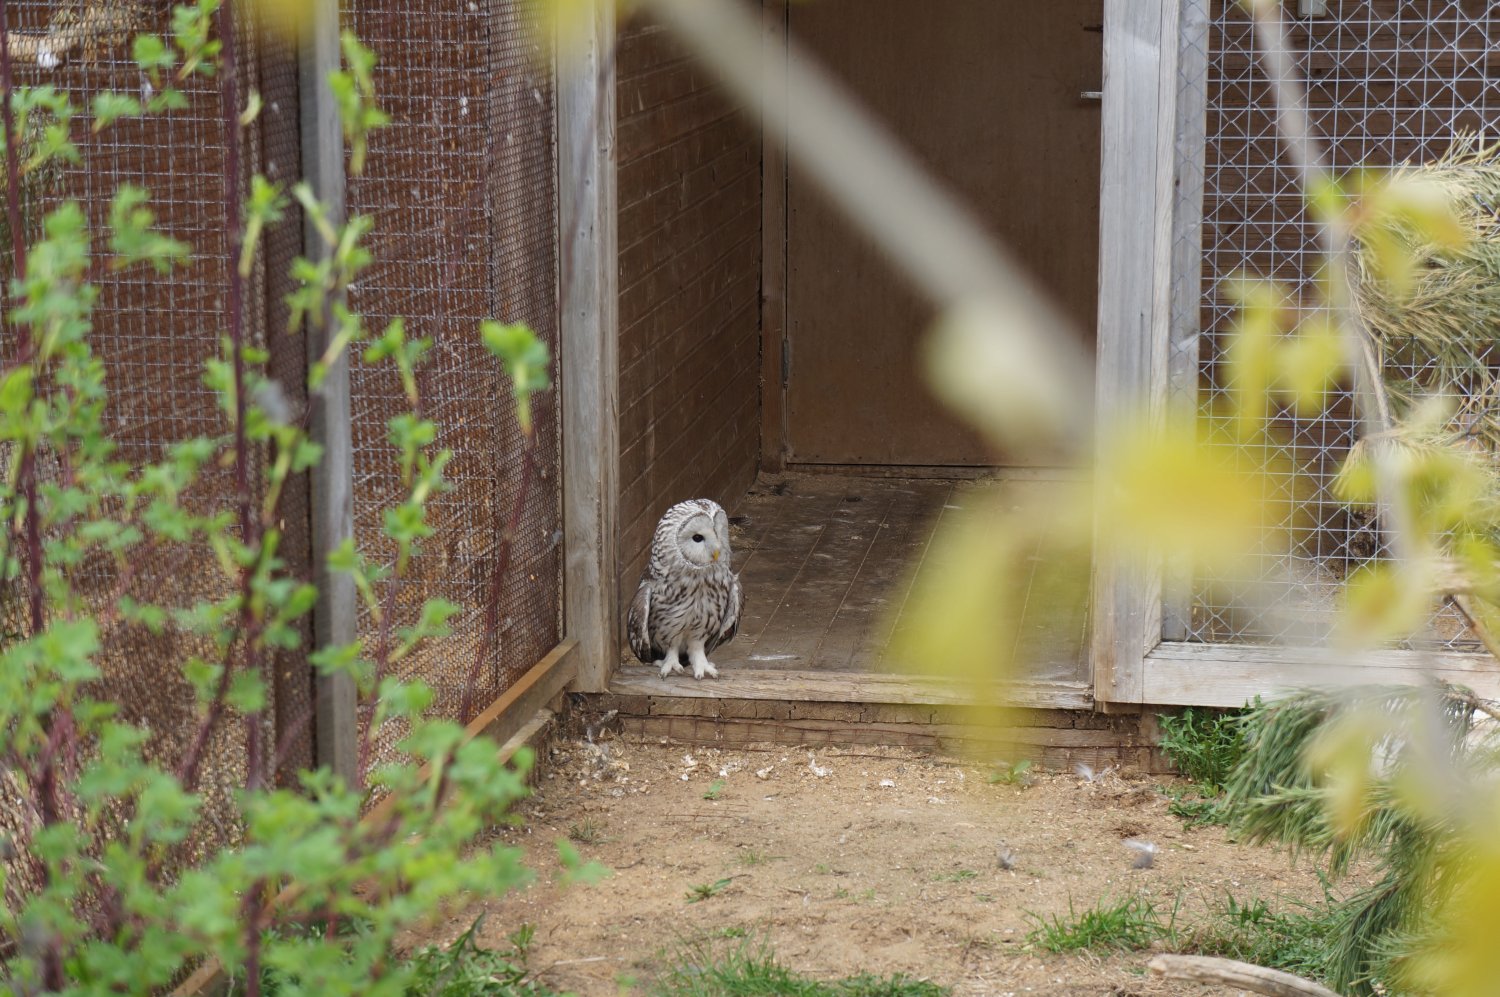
[609,665,1094,710]
[758,0,787,473]
[559,0,621,693]
[1142,641,1500,707]
[1090,0,1180,707]
[1161,0,1211,642]
[171,641,579,997]
[298,0,357,781]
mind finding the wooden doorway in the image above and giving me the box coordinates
[776,0,1104,467]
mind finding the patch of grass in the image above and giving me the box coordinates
[264,915,559,996]
[1187,894,1338,986]
[1161,786,1230,828]
[988,759,1035,786]
[713,925,750,940]
[1024,894,1181,954]
[930,869,979,883]
[568,817,605,844]
[652,939,948,996]
[737,849,778,867]
[703,779,726,801]
[1157,706,1249,795]
[813,863,832,875]
[685,878,735,903]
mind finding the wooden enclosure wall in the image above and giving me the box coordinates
[615,12,763,608]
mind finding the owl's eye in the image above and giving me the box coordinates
[691,533,704,543]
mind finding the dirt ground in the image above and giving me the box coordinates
[451,735,1354,997]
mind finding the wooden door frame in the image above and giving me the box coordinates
[558,0,620,693]
[1089,0,1500,709]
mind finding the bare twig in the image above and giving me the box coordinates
[638,0,1091,453]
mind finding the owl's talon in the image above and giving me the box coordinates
[692,660,719,680]
[657,657,685,678]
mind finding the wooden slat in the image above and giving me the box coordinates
[1090,0,1178,706]
[559,0,620,693]
[299,0,357,780]
[1161,0,1210,643]
[1142,641,1500,707]
[609,665,1094,710]
[759,0,787,473]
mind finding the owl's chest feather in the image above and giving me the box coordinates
[653,566,733,638]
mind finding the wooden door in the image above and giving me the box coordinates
[782,1,1103,467]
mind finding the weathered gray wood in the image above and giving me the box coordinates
[1161,0,1211,643]
[1148,955,1340,997]
[609,666,1095,710]
[299,0,357,782]
[1091,0,1179,707]
[559,0,620,693]
[759,0,787,473]
[1143,641,1500,707]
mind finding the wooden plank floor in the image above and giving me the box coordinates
[617,472,1090,685]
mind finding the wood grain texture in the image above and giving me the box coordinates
[1161,0,1210,644]
[614,11,762,618]
[759,0,787,473]
[560,0,620,692]
[1143,641,1500,707]
[1090,0,1178,706]
[298,0,357,779]
[783,0,1103,467]
[609,667,1093,710]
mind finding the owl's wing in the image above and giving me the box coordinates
[707,573,743,654]
[627,580,658,663]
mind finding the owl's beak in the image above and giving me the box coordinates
[712,548,721,562]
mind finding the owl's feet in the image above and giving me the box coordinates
[657,653,685,678]
[691,658,719,680]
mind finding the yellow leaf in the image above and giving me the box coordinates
[1303,708,1382,840]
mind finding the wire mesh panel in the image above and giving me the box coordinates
[0,2,297,895]
[343,0,562,766]
[1187,0,1494,648]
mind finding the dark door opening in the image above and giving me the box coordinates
[781,0,1103,467]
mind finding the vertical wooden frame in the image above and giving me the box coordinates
[759,0,788,473]
[1091,0,1183,706]
[559,0,621,693]
[299,0,358,780]
[1161,0,1211,641]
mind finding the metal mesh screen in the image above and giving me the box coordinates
[343,0,562,766]
[0,2,289,894]
[1185,0,1493,648]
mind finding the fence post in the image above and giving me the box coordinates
[559,0,620,693]
[299,0,359,780]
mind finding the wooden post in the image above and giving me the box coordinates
[1161,0,1211,642]
[559,0,620,693]
[299,0,358,780]
[1091,0,1181,707]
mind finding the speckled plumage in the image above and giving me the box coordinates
[627,498,743,679]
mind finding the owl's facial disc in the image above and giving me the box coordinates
[679,515,721,567]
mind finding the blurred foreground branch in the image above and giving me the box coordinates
[638,0,1094,456]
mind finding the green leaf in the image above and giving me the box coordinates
[91,92,142,132]
[227,670,267,714]
[108,185,191,273]
[132,34,176,76]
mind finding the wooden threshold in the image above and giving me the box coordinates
[782,462,1086,481]
[1142,641,1500,708]
[609,665,1094,710]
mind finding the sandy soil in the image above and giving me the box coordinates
[447,734,1354,997]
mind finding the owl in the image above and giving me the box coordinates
[627,498,743,680]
